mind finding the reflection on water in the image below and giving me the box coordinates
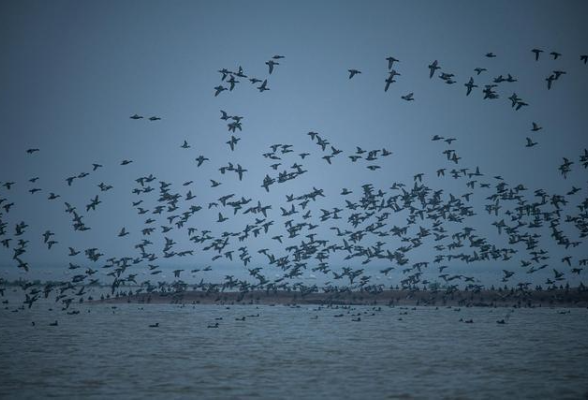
[1,303,587,399]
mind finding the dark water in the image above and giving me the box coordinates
[1,302,587,399]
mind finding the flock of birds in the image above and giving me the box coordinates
[1,48,587,320]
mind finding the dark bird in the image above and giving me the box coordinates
[214,86,227,96]
[235,164,247,181]
[531,48,543,61]
[129,114,143,120]
[217,213,228,223]
[257,80,269,92]
[386,56,399,70]
[348,69,361,79]
[401,92,414,101]
[550,51,561,60]
[195,156,209,167]
[464,77,477,96]
[546,74,556,90]
[384,77,396,92]
[266,60,279,74]
[148,116,161,121]
[26,149,40,154]
[428,60,440,78]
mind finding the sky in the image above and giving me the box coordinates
[0,0,587,288]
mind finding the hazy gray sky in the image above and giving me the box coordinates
[0,0,587,287]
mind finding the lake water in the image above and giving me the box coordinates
[1,302,587,399]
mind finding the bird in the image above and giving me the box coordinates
[129,114,143,120]
[257,80,269,92]
[525,137,538,148]
[148,116,161,121]
[401,92,414,101]
[26,149,40,154]
[118,227,129,237]
[348,69,361,79]
[214,86,227,96]
[546,74,556,90]
[386,56,399,69]
[550,51,561,60]
[428,60,440,78]
[217,213,228,223]
[266,60,279,74]
[464,77,477,96]
[235,164,247,181]
[531,48,543,61]
[195,156,209,167]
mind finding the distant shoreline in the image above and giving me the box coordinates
[95,288,588,308]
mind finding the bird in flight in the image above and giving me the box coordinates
[195,156,209,167]
[348,69,361,79]
[266,59,279,74]
[464,77,477,96]
[257,80,269,92]
[428,60,440,78]
[386,56,399,70]
[531,48,543,61]
[401,92,414,101]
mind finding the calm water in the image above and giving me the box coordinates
[1,301,587,399]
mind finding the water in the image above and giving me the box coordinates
[1,302,587,399]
